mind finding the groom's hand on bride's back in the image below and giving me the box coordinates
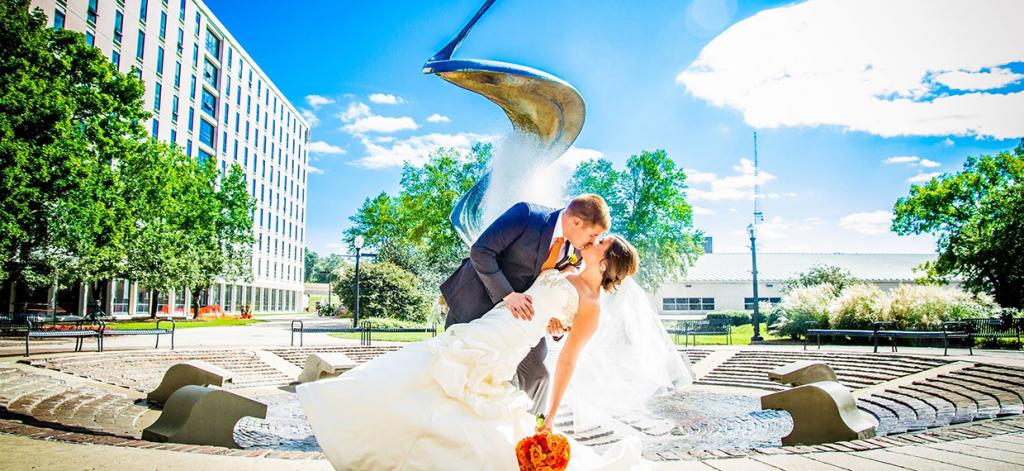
[504,292,534,320]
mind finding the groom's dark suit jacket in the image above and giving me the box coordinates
[441,202,575,327]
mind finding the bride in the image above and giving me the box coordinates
[297,235,654,470]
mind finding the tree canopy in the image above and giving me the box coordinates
[568,149,703,291]
[892,140,1024,309]
[781,264,857,296]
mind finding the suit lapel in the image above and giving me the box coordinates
[534,209,560,274]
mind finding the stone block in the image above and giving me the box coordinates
[767,361,838,386]
[761,380,876,446]
[142,385,266,449]
[297,352,358,383]
[147,360,234,404]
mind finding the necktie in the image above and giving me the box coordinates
[541,237,566,270]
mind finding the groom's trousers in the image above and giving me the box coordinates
[513,337,550,416]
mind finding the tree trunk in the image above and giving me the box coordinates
[192,289,201,320]
[149,289,158,319]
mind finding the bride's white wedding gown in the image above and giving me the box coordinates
[297,269,651,470]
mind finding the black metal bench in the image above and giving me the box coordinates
[669,319,733,346]
[962,316,1021,349]
[290,320,439,347]
[804,321,972,356]
[101,319,176,350]
[23,319,105,356]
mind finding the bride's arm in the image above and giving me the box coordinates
[540,299,599,432]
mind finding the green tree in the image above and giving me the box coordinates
[310,253,347,284]
[345,144,491,289]
[892,141,1024,308]
[304,248,319,282]
[335,262,431,324]
[781,264,857,296]
[567,150,703,291]
[1,0,149,289]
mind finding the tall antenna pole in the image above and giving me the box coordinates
[753,131,763,224]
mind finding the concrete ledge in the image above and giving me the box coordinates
[147,361,234,404]
[142,385,267,449]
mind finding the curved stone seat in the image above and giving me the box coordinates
[146,360,233,404]
[768,360,838,386]
[297,352,358,383]
[761,380,876,445]
[141,385,266,448]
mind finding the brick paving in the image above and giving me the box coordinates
[1,345,1024,468]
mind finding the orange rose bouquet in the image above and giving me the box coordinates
[515,429,570,471]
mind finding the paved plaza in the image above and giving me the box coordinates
[1,315,1023,470]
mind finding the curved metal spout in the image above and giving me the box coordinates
[424,0,586,245]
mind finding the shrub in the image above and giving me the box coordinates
[358,317,436,329]
[775,283,837,339]
[885,284,997,328]
[336,262,431,323]
[707,310,752,326]
[828,284,887,329]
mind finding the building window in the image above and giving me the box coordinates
[151,119,159,138]
[662,297,715,311]
[200,88,216,118]
[199,119,215,148]
[194,12,201,36]
[156,46,164,74]
[159,11,167,39]
[140,0,148,22]
[221,131,227,153]
[186,140,192,157]
[176,27,183,55]
[53,9,65,30]
[171,95,179,122]
[223,103,229,124]
[173,61,181,87]
[179,0,186,21]
[86,31,95,47]
[187,106,194,131]
[202,58,218,88]
[113,10,124,43]
[205,29,221,60]
[743,297,782,311]
[189,75,196,99]
[198,148,213,163]
[153,83,162,110]
[192,44,198,63]
[136,31,145,60]
[111,50,120,68]
[170,129,177,145]
[87,0,98,24]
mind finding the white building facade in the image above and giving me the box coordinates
[32,0,309,316]
[656,253,940,320]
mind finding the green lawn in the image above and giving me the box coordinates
[107,318,264,330]
[329,328,442,343]
[668,323,786,346]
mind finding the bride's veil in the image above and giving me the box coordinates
[549,276,694,432]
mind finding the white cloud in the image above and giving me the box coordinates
[343,115,418,134]
[338,102,418,134]
[676,0,1024,139]
[907,172,941,184]
[354,132,498,169]
[745,216,823,240]
[692,205,716,215]
[918,158,941,168]
[839,210,893,235]
[556,146,603,170]
[338,102,371,122]
[883,155,920,165]
[942,138,955,146]
[304,94,334,110]
[299,109,320,128]
[427,113,451,123]
[933,68,1024,91]
[368,93,404,105]
[308,140,346,155]
[307,165,325,175]
[686,158,779,201]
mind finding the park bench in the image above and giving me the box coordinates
[289,320,439,347]
[805,321,972,356]
[962,316,1021,349]
[669,318,733,346]
[101,319,176,350]
[3,317,105,356]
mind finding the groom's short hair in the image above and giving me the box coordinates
[566,194,611,229]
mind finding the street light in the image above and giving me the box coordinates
[748,224,764,343]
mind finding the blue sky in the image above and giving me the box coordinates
[205,0,1023,256]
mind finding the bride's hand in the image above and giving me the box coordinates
[547,318,569,336]
[536,416,553,435]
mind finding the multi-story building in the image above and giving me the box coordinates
[30,0,309,316]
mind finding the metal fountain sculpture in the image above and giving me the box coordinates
[423,0,586,245]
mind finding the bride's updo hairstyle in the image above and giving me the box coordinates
[601,235,639,292]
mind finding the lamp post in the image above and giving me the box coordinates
[748,224,763,342]
[353,236,364,328]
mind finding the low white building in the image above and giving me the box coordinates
[655,252,941,320]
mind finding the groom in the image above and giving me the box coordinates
[440,194,611,415]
